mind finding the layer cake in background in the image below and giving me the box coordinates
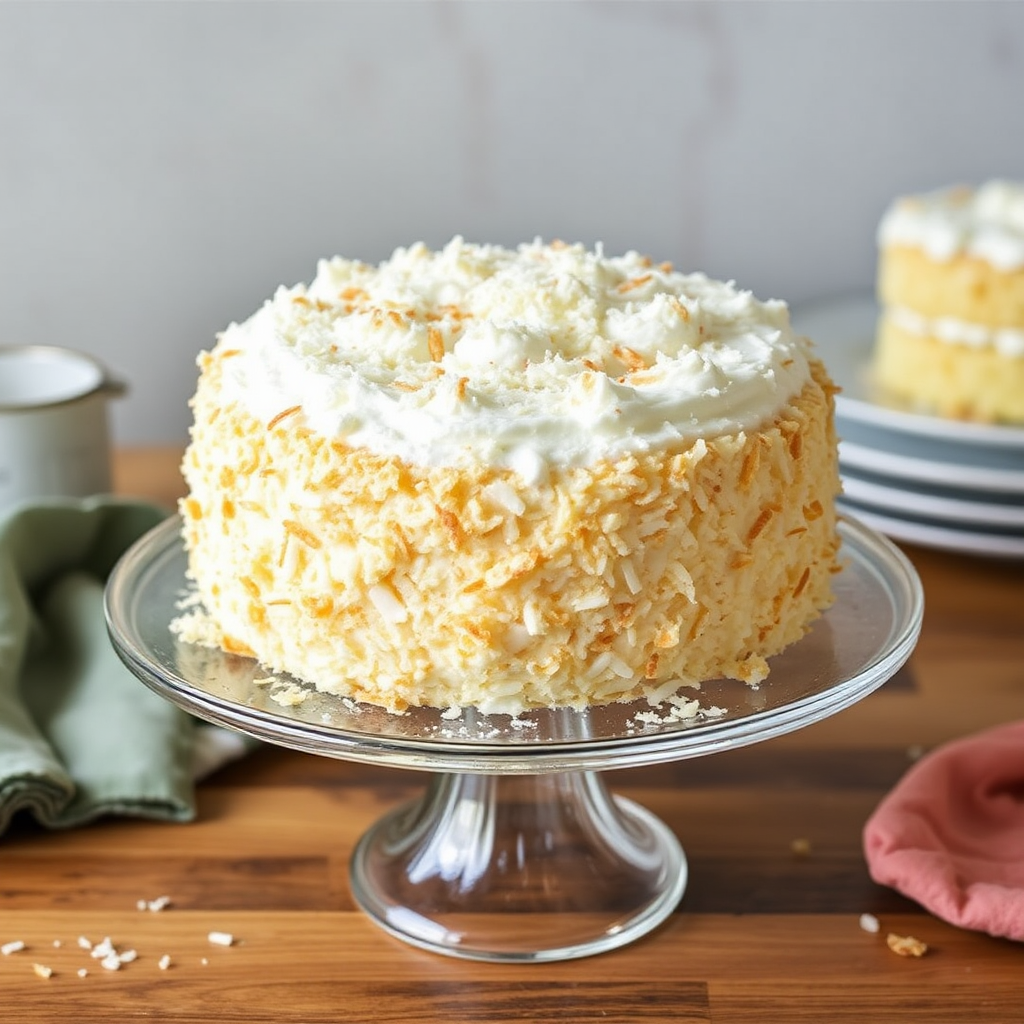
[875,180,1024,424]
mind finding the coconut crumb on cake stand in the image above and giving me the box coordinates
[106,515,922,963]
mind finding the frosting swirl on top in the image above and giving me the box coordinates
[211,238,812,479]
[878,180,1024,271]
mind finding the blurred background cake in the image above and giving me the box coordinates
[874,181,1024,424]
[175,239,841,713]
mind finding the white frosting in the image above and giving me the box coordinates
[889,306,1024,358]
[878,180,1024,271]
[210,238,812,477]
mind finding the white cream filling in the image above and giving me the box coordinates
[879,180,1024,271]
[210,238,812,477]
[889,306,1024,358]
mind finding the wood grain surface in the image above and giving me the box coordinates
[1,446,1022,1023]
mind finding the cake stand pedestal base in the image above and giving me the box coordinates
[349,770,687,962]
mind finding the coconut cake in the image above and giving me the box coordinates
[175,238,841,713]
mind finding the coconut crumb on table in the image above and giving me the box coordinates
[1,940,26,955]
[859,912,881,934]
[137,894,172,912]
[790,837,811,858]
[886,932,929,957]
[207,931,235,947]
[32,963,53,979]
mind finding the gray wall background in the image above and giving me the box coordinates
[2,1,1022,446]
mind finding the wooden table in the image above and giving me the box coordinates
[2,447,1022,1022]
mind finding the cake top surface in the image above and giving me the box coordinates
[210,238,812,479]
[878,180,1024,271]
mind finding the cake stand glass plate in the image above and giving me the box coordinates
[106,514,923,962]
[792,292,1024,451]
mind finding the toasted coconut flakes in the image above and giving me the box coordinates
[32,963,53,979]
[456,376,469,400]
[740,447,760,487]
[427,326,445,362]
[645,653,660,679]
[283,519,322,549]
[267,405,302,431]
[434,504,463,547]
[886,933,928,957]
[803,499,824,521]
[792,567,811,598]
[617,273,652,293]
[612,344,647,372]
[746,507,774,543]
[684,606,709,643]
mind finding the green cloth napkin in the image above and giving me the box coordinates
[0,497,222,836]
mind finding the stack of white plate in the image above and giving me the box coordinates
[792,293,1024,559]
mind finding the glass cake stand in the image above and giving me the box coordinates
[105,515,923,963]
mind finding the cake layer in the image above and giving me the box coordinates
[178,353,840,713]
[874,315,1024,423]
[878,244,1024,329]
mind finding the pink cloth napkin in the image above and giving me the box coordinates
[863,720,1024,941]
